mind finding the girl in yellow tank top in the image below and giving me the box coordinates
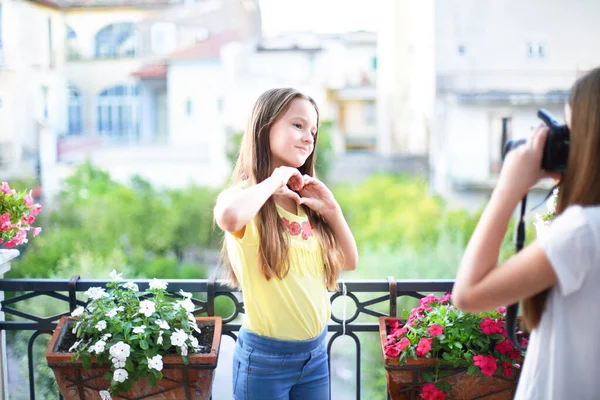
[214,88,358,400]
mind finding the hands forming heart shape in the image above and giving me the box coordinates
[271,167,338,218]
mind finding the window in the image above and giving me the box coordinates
[48,18,53,66]
[489,116,512,174]
[458,45,466,55]
[96,85,140,139]
[95,23,137,58]
[68,85,83,135]
[185,99,193,117]
[66,25,80,60]
[41,86,49,119]
[527,41,545,59]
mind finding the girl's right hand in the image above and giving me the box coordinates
[270,167,304,203]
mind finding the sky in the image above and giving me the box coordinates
[258,0,382,36]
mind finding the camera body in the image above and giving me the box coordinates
[503,109,570,173]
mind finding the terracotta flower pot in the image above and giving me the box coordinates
[379,316,519,400]
[46,315,222,400]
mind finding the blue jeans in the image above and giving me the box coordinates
[232,326,329,400]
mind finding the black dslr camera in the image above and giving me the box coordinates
[503,109,570,173]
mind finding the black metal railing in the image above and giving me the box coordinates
[0,277,455,400]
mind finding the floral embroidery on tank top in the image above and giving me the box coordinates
[281,217,313,240]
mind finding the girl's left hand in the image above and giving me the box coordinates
[497,125,560,200]
[298,175,339,219]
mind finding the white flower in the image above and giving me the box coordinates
[157,330,164,345]
[106,306,124,318]
[101,333,112,341]
[109,341,131,360]
[91,340,106,354]
[188,314,201,334]
[99,390,112,400]
[133,325,146,334]
[170,328,188,347]
[95,320,107,332]
[123,282,139,292]
[148,355,163,371]
[71,306,84,317]
[155,319,170,330]
[175,298,195,313]
[112,358,126,368]
[84,287,109,300]
[72,321,81,335]
[109,270,123,281]
[113,368,128,383]
[189,335,199,349]
[179,289,192,298]
[149,278,168,290]
[68,339,83,352]
[181,344,188,356]
[139,300,156,317]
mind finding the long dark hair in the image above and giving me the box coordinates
[523,67,600,329]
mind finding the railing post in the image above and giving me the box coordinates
[387,276,397,317]
[0,249,19,400]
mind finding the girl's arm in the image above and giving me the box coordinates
[214,167,304,233]
[299,176,359,270]
[453,125,559,313]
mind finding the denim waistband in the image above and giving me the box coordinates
[238,325,327,355]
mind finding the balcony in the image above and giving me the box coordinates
[0,259,454,399]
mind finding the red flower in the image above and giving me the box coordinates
[385,345,400,357]
[416,338,432,357]
[389,320,400,330]
[439,293,452,303]
[502,361,513,376]
[508,349,521,360]
[289,222,301,236]
[390,327,408,338]
[521,338,529,347]
[473,354,497,376]
[427,324,443,337]
[496,306,506,314]
[421,383,446,400]
[419,294,438,307]
[396,337,411,351]
[480,317,503,335]
[495,339,513,354]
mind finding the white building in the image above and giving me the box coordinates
[0,0,67,184]
[430,0,600,208]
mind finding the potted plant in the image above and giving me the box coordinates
[46,270,222,400]
[0,181,43,248]
[379,293,527,400]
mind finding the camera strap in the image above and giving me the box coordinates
[506,195,528,351]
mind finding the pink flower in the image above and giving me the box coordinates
[419,294,438,307]
[521,338,529,347]
[439,293,452,303]
[496,307,506,314]
[495,339,513,354]
[416,338,432,357]
[24,191,33,207]
[0,182,13,195]
[388,320,400,330]
[421,383,446,400]
[301,221,312,239]
[31,204,42,217]
[22,215,35,225]
[385,345,400,357]
[427,324,443,337]
[502,360,513,376]
[389,327,408,339]
[33,227,42,237]
[480,317,503,335]
[4,239,16,249]
[473,354,497,376]
[396,337,411,351]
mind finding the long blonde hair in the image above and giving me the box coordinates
[523,67,600,329]
[220,88,344,290]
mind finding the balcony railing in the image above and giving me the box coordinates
[0,277,455,399]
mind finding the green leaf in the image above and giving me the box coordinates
[82,356,91,370]
[140,340,149,350]
[467,365,478,375]
[148,372,156,386]
[453,342,463,349]
[436,381,452,392]
[422,372,435,382]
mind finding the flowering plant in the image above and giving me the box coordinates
[0,181,42,248]
[383,294,527,400]
[534,188,558,237]
[69,271,207,400]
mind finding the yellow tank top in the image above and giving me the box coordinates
[225,203,331,340]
